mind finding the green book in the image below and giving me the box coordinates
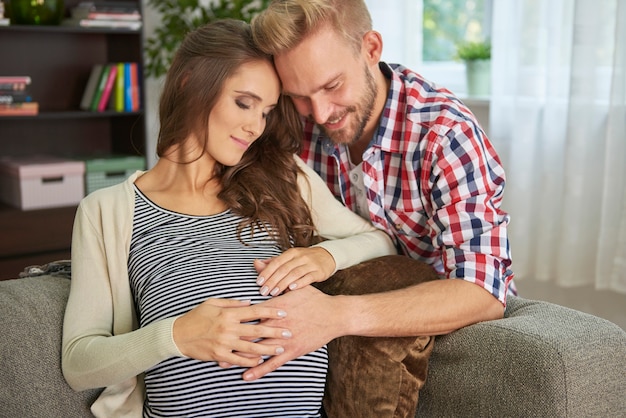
[89,64,111,111]
[80,64,103,110]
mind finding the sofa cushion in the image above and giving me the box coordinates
[316,255,438,418]
[0,276,101,418]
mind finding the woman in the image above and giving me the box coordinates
[62,19,395,417]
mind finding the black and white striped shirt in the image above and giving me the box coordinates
[129,187,327,417]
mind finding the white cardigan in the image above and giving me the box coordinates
[62,155,396,417]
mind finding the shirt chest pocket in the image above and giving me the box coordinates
[385,204,430,239]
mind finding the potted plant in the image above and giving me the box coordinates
[144,0,270,79]
[456,40,491,97]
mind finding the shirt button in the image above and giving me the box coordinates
[322,139,334,155]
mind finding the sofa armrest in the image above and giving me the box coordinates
[0,276,100,418]
[417,295,626,417]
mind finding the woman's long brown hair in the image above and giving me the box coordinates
[157,19,317,249]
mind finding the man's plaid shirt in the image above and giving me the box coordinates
[300,63,514,304]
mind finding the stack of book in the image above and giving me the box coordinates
[65,1,142,30]
[80,62,141,112]
[0,76,38,116]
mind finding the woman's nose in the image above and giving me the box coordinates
[244,114,265,137]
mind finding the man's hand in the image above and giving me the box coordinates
[242,285,342,381]
[254,246,336,296]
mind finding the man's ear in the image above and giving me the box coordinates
[361,30,383,65]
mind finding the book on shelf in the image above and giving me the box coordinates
[81,62,141,112]
[97,64,118,112]
[0,90,33,105]
[0,75,35,107]
[0,76,32,91]
[63,18,142,30]
[0,102,39,116]
[114,62,125,112]
[125,62,140,112]
[68,1,142,28]
[89,64,112,111]
[82,11,140,20]
[71,1,141,14]
[80,64,103,110]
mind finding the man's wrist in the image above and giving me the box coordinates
[330,294,365,337]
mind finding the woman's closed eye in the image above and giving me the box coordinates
[236,99,251,110]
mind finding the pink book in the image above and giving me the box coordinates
[97,64,118,112]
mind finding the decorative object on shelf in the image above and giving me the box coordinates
[456,40,491,97]
[9,0,64,25]
[144,0,269,78]
[0,1,10,25]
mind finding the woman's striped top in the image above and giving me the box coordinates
[128,187,327,417]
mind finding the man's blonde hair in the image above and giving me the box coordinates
[251,0,372,55]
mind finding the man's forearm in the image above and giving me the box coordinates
[340,279,505,337]
[242,279,504,381]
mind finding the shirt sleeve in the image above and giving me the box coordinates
[294,155,397,272]
[426,122,513,304]
[62,193,183,392]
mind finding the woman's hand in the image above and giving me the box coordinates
[172,298,292,367]
[254,246,336,297]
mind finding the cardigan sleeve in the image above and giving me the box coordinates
[62,184,183,392]
[294,155,397,272]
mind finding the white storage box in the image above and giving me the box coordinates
[0,156,85,210]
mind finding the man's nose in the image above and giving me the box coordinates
[309,96,332,125]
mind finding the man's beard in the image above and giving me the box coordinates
[317,64,377,146]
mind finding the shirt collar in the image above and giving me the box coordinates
[376,62,406,154]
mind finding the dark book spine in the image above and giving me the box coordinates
[0,91,33,104]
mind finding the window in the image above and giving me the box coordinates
[422,0,491,61]
[366,0,492,96]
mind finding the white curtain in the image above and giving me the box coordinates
[490,0,626,293]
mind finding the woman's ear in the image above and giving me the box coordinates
[361,30,383,65]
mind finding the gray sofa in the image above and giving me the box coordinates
[1,274,625,417]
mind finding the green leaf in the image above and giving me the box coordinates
[144,0,271,78]
[455,40,491,61]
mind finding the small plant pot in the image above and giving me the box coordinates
[465,59,491,97]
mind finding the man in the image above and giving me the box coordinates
[244,0,514,382]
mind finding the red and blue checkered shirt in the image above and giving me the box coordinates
[300,63,515,304]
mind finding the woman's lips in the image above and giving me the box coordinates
[231,136,250,149]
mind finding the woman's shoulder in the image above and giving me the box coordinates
[80,170,144,208]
